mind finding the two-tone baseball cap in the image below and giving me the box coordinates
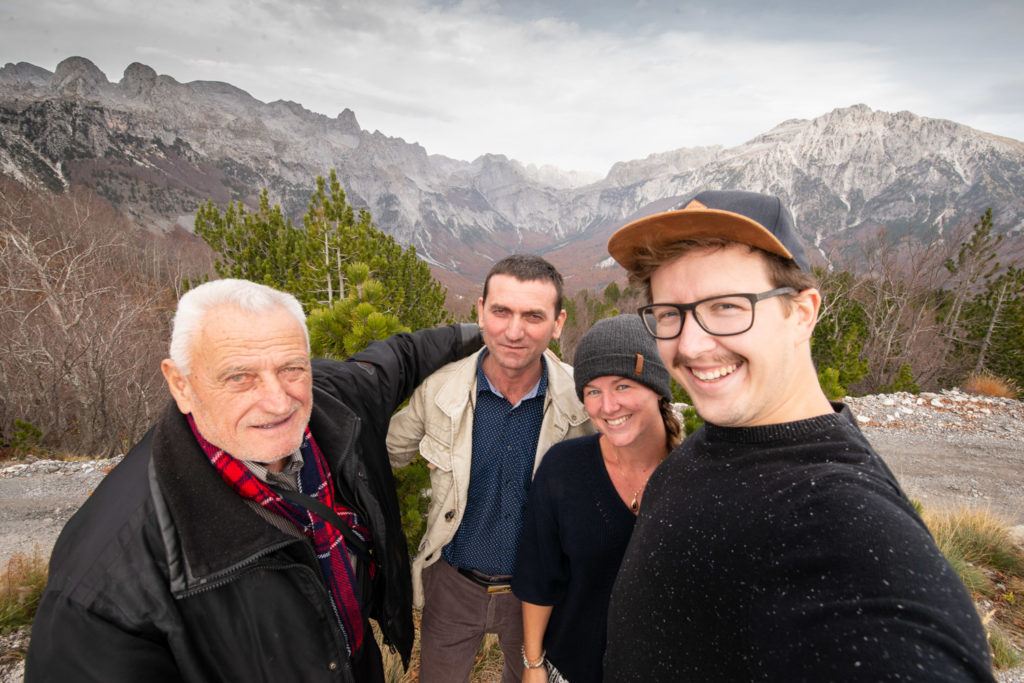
[607,190,810,273]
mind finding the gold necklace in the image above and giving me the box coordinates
[612,451,658,514]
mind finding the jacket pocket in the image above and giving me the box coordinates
[418,432,453,471]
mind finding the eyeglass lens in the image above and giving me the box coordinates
[641,295,756,338]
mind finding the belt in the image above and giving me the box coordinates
[455,566,513,594]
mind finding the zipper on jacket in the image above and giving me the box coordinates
[175,537,301,598]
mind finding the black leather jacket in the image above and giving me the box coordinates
[25,324,480,683]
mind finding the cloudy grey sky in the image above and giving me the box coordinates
[2,0,1022,174]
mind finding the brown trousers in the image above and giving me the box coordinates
[418,559,525,683]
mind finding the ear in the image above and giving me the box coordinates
[476,296,485,323]
[551,308,568,340]
[161,359,194,415]
[790,288,821,344]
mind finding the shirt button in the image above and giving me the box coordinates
[445,510,455,521]
[328,661,337,670]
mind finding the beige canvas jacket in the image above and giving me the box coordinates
[386,347,594,607]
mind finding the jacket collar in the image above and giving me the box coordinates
[435,348,485,415]
[435,348,588,427]
[541,349,590,427]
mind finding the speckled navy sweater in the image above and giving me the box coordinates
[604,403,994,682]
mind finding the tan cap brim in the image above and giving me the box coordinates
[607,199,795,273]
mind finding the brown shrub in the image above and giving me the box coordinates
[964,371,1020,399]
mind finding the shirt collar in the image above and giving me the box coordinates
[241,449,304,487]
[476,347,549,406]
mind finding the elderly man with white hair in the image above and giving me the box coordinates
[26,278,481,683]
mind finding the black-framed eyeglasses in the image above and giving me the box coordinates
[638,287,796,339]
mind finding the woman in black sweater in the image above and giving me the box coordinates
[512,315,681,682]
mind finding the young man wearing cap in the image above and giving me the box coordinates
[601,190,995,681]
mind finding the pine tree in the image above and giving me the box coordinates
[812,269,870,396]
[938,209,1023,387]
[961,266,1024,386]
[194,190,308,293]
[943,208,1002,337]
[299,170,451,331]
[307,264,410,359]
[192,170,451,334]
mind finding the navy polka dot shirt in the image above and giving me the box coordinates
[442,353,547,575]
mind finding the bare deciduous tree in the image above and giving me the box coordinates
[0,181,185,456]
[839,228,955,390]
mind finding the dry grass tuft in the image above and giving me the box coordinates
[921,505,1024,669]
[923,508,1024,584]
[964,371,1020,399]
[0,548,48,635]
[470,633,504,682]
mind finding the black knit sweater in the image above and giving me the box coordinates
[513,434,636,682]
[604,404,994,682]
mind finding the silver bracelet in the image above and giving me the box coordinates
[521,645,546,669]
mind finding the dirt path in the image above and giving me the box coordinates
[866,431,1024,527]
[0,460,114,567]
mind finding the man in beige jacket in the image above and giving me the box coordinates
[387,254,593,683]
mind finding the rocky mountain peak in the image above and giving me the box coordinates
[119,62,159,98]
[336,107,360,133]
[0,61,51,87]
[51,56,110,97]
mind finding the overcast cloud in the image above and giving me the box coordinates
[2,0,1022,174]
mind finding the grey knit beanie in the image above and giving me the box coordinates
[573,314,671,401]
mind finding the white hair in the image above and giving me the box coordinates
[169,279,309,375]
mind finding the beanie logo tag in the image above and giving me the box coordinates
[634,354,644,376]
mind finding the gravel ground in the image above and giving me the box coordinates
[1,388,1022,681]
[0,457,122,568]
[846,389,1024,531]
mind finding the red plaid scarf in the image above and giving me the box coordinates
[187,415,372,656]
